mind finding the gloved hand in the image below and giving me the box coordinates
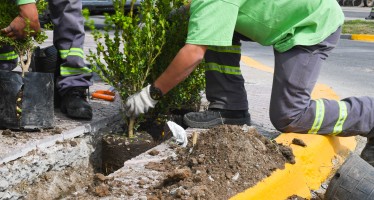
[125,85,158,117]
[1,3,40,39]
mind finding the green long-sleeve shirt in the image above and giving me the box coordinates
[17,0,35,5]
[187,0,344,52]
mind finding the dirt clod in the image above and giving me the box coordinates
[2,129,12,136]
[69,140,78,147]
[94,184,110,197]
[292,138,307,147]
[148,149,160,156]
[94,173,108,182]
[145,125,295,199]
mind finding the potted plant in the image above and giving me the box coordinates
[85,0,205,174]
[0,0,54,130]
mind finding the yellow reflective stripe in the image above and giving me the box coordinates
[308,99,325,134]
[68,48,84,58]
[205,63,242,75]
[0,51,18,60]
[332,101,348,135]
[208,45,241,54]
[59,50,69,59]
[60,66,92,76]
[59,48,84,59]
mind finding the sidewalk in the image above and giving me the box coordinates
[0,7,370,199]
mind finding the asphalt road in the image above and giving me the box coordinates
[341,6,372,19]
[241,38,374,99]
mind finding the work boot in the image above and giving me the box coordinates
[360,136,374,167]
[60,87,93,120]
[183,108,251,129]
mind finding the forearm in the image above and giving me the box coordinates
[154,44,206,94]
[2,1,39,39]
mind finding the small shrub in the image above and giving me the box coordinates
[0,0,47,76]
[85,0,205,137]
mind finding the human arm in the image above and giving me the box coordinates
[1,1,40,39]
[125,44,207,117]
[154,44,206,94]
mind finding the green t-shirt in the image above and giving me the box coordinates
[17,0,35,5]
[186,0,344,52]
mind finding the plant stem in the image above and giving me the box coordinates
[20,49,31,77]
[128,117,135,138]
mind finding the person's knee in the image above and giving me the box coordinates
[269,108,302,133]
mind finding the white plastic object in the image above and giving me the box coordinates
[166,121,188,147]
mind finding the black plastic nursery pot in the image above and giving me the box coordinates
[0,70,54,130]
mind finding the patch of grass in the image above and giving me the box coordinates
[342,20,374,35]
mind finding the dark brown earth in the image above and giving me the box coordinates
[142,125,295,200]
[101,132,158,175]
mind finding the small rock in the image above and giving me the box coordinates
[190,158,198,165]
[69,140,78,147]
[138,179,146,186]
[292,138,307,147]
[147,195,160,200]
[52,127,62,135]
[94,184,110,197]
[1,130,11,136]
[148,149,160,156]
[126,189,134,196]
[225,172,233,179]
[95,173,107,182]
[232,172,240,181]
[168,168,192,181]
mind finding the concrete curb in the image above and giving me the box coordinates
[0,113,122,165]
[341,34,374,42]
[351,34,374,41]
[231,134,356,199]
[230,58,358,199]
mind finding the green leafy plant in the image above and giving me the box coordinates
[0,0,48,77]
[149,1,205,119]
[85,0,205,138]
[86,0,167,138]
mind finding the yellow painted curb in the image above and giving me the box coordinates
[231,56,357,200]
[231,134,356,200]
[351,34,374,42]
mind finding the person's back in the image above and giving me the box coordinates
[188,0,344,52]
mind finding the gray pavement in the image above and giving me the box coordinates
[0,5,372,198]
[2,4,370,174]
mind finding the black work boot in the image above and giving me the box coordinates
[60,87,93,120]
[183,108,251,129]
[360,136,374,167]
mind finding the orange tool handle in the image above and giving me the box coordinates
[94,90,115,96]
[92,93,115,101]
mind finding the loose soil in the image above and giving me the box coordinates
[102,133,159,175]
[142,125,295,200]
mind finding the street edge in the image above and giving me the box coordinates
[341,33,374,42]
[231,60,358,199]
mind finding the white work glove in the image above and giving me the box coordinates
[125,85,158,117]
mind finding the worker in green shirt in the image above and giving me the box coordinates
[125,0,374,166]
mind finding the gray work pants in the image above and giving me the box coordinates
[48,0,92,95]
[204,32,249,111]
[0,45,17,71]
[205,27,374,137]
[270,27,374,137]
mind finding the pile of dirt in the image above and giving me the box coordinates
[144,125,295,200]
